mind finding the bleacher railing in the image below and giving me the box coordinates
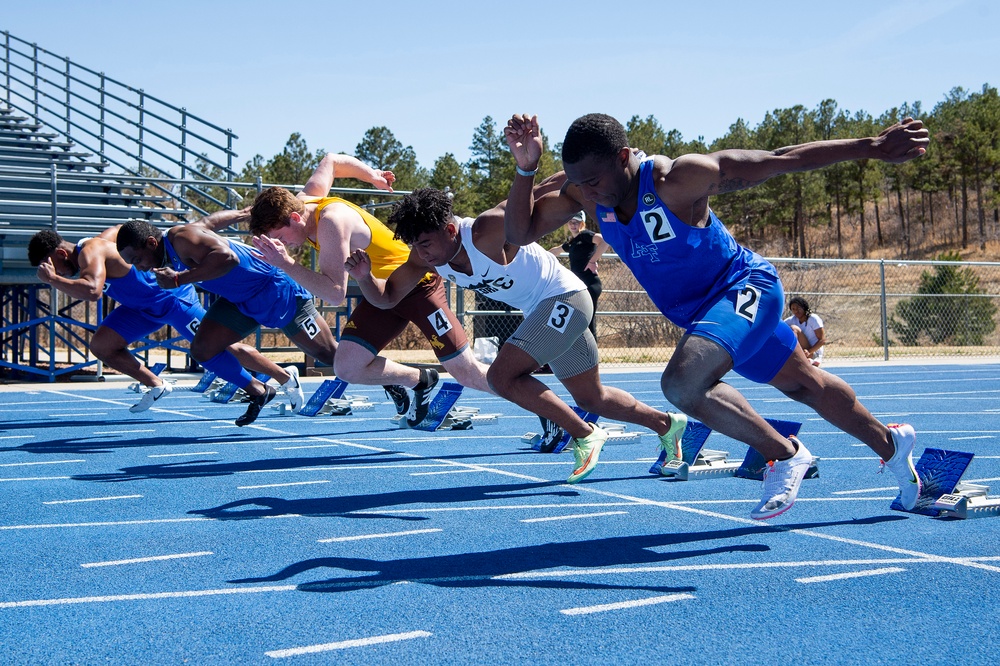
[2,30,238,215]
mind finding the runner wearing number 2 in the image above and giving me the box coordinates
[503,112,930,519]
[346,175,687,484]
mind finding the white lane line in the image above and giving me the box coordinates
[949,435,996,440]
[561,593,695,616]
[0,460,84,467]
[238,480,330,490]
[318,528,442,543]
[81,551,214,568]
[496,558,927,580]
[266,631,432,658]
[0,435,34,440]
[0,517,209,530]
[44,495,143,505]
[0,476,70,483]
[348,502,638,516]
[796,567,906,584]
[0,585,296,608]
[521,511,628,523]
[833,486,897,495]
[274,444,339,450]
[50,413,106,418]
[148,452,218,458]
[92,429,156,435]
[410,469,485,476]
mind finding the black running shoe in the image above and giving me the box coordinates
[383,384,410,416]
[537,415,566,453]
[236,384,276,427]
[405,368,439,428]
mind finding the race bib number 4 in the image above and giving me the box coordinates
[427,308,453,336]
[547,301,576,333]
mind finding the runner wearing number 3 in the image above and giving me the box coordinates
[346,175,687,484]
[503,112,930,519]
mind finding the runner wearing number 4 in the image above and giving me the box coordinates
[248,153,497,427]
[503,113,930,518]
[345,175,686,484]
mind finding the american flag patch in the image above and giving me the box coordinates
[601,211,617,223]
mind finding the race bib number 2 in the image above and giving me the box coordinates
[735,285,761,322]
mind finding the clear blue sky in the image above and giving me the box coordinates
[3,0,996,171]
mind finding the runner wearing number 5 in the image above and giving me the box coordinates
[346,177,686,484]
[503,113,930,519]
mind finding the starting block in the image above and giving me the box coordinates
[395,381,491,431]
[127,362,168,393]
[650,418,818,482]
[521,406,643,453]
[190,371,219,393]
[892,448,1000,519]
[296,379,374,417]
[207,372,270,404]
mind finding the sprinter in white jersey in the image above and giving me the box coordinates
[345,184,686,484]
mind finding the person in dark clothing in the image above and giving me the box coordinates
[550,210,610,337]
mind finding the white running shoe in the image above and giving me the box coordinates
[129,382,172,413]
[882,423,921,510]
[282,365,304,413]
[751,437,812,520]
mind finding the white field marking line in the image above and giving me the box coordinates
[0,514,302,531]
[92,429,156,435]
[0,459,84,467]
[44,495,142,505]
[347,503,638,516]
[317,528,442,543]
[0,585,297,609]
[43,389,205,419]
[833,486,897,494]
[521,511,628,523]
[274,444,339,450]
[265,631,432,658]
[148,452,218,458]
[1,476,70,482]
[795,567,906,584]
[410,469,486,476]
[81,551,213,568]
[0,435,34,439]
[50,413,105,418]
[561,593,695,616]
[496,558,931,580]
[238,480,331,490]
[950,435,996,440]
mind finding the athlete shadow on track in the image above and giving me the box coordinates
[191,480,583,522]
[228,516,902,593]
[71,450,433,482]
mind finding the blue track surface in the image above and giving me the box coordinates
[1,363,999,664]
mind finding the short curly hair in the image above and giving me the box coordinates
[788,296,812,316]
[388,188,454,245]
[562,113,629,165]
[28,230,64,266]
[249,187,305,236]
[116,220,162,253]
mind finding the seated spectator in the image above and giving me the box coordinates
[784,296,825,366]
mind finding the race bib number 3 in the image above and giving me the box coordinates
[427,308,453,336]
[547,301,576,333]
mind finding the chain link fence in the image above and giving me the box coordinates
[451,256,1000,364]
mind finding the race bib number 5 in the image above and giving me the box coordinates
[547,301,576,333]
[296,313,321,340]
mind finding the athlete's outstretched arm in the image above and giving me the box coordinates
[197,207,252,233]
[154,226,237,289]
[503,114,585,245]
[301,153,395,198]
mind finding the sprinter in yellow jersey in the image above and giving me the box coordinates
[247,152,495,426]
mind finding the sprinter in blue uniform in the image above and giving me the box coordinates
[29,225,295,414]
[503,112,930,520]
[117,209,333,426]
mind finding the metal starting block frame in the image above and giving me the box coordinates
[127,363,167,393]
[650,418,818,482]
[521,406,642,453]
[294,379,374,417]
[190,371,218,393]
[892,448,1000,520]
[393,381,492,431]
[205,372,270,404]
